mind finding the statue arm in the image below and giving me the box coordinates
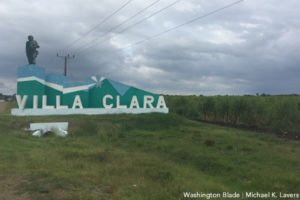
[29,41,40,49]
[26,42,30,54]
[35,41,40,48]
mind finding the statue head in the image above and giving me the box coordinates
[28,35,34,41]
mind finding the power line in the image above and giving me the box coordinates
[117,0,181,35]
[76,0,181,54]
[63,0,133,51]
[103,0,162,39]
[71,0,161,53]
[115,0,244,52]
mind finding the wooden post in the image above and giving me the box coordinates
[57,54,75,77]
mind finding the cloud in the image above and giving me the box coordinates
[0,0,300,95]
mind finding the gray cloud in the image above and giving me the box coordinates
[0,0,300,95]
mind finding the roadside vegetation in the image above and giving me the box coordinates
[166,95,300,139]
[0,99,299,199]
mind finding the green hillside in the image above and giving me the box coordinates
[0,102,299,200]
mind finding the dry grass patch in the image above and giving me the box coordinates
[0,102,7,112]
[0,175,30,200]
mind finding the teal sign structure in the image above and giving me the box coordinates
[11,65,168,115]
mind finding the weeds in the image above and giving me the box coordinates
[166,95,300,138]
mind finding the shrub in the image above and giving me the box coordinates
[166,95,300,138]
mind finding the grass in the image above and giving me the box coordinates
[165,95,300,139]
[0,102,299,199]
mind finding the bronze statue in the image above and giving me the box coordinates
[26,35,40,64]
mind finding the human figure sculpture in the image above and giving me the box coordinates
[26,35,40,64]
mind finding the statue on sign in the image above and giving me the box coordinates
[26,35,40,64]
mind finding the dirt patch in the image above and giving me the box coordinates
[197,119,300,141]
[0,175,30,200]
[0,102,7,112]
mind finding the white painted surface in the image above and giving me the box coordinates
[30,122,69,131]
[18,76,45,85]
[56,95,68,109]
[130,96,140,108]
[30,123,68,137]
[63,83,95,94]
[32,130,43,137]
[42,95,55,109]
[17,77,95,94]
[72,95,83,109]
[103,95,113,108]
[33,95,38,109]
[11,108,169,116]
[16,95,28,109]
[52,128,68,137]
[116,96,127,109]
[144,96,154,108]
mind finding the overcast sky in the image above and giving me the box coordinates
[0,0,299,95]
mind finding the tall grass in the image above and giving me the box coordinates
[166,95,300,138]
[0,113,299,200]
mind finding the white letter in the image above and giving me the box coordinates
[103,95,113,109]
[33,95,38,109]
[143,95,154,108]
[130,96,140,108]
[156,96,167,108]
[72,95,83,109]
[42,95,54,109]
[117,96,127,109]
[16,95,28,110]
[56,95,68,109]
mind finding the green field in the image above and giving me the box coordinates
[0,101,299,200]
[166,95,300,139]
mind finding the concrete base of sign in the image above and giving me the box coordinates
[11,108,169,116]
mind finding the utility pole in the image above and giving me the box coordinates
[57,54,75,76]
